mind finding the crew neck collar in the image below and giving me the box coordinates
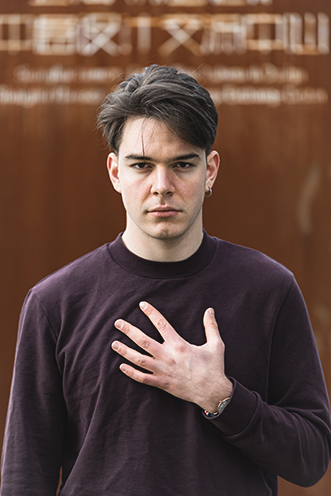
[107,230,217,279]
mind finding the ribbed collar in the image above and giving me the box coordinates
[107,230,217,279]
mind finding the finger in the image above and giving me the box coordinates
[139,301,181,344]
[111,340,157,373]
[203,308,222,344]
[114,319,161,356]
[118,363,161,388]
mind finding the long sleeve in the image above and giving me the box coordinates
[207,279,331,487]
[2,236,330,495]
[1,290,66,495]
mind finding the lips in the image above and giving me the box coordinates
[148,206,180,217]
[150,206,178,212]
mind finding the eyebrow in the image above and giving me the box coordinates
[124,152,201,163]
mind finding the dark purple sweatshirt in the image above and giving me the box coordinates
[1,232,330,495]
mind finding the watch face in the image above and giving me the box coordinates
[218,398,231,413]
[204,398,231,417]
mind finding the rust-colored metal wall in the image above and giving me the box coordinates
[1,1,330,494]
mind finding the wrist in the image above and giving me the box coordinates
[202,377,233,414]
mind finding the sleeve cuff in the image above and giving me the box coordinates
[202,378,259,437]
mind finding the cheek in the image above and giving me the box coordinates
[183,177,206,200]
[120,180,146,211]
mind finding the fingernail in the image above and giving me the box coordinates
[112,341,119,351]
[115,319,123,330]
[120,364,127,373]
[139,301,148,310]
[209,308,215,318]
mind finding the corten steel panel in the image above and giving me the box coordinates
[0,0,330,494]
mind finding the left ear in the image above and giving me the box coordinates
[205,150,220,190]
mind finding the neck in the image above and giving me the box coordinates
[122,226,204,262]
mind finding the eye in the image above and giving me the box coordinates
[131,162,151,170]
[174,162,193,169]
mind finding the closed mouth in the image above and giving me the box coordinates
[148,207,181,217]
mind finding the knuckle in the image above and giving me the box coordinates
[138,336,150,350]
[173,342,187,355]
[155,318,167,332]
[166,356,176,367]
[137,355,148,368]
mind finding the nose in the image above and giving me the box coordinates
[150,166,174,196]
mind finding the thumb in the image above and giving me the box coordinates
[203,308,222,343]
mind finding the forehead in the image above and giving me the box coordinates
[118,117,203,158]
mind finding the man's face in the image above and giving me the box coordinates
[107,117,219,254]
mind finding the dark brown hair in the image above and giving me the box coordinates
[97,65,218,154]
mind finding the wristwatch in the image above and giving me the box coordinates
[204,397,231,417]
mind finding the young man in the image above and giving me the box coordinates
[1,65,330,495]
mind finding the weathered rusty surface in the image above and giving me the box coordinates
[1,1,330,493]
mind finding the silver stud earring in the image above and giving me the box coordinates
[205,186,212,198]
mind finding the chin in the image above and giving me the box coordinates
[149,225,187,241]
